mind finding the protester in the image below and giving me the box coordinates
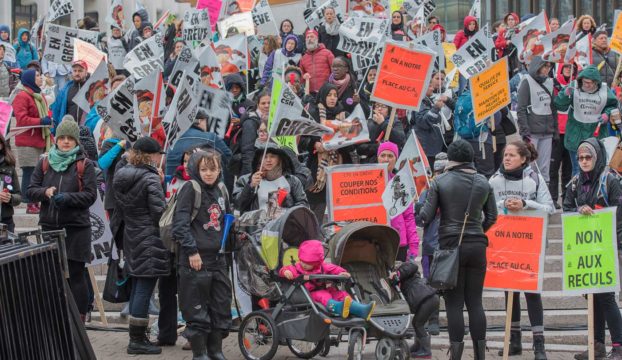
[592,29,618,88]
[279,19,304,53]
[42,58,71,98]
[52,60,90,127]
[27,118,97,322]
[357,101,406,162]
[129,9,150,50]
[419,139,497,360]
[164,39,185,80]
[390,11,407,41]
[14,28,38,70]
[453,15,479,49]
[224,73,255,121]
[0,24,10,43]
[318,7,343,56]
[495,13,521,77]
[300,29,334,94]
[261,34,301,88]
[0,134,21,232]
[238,90,271,176]
[549,17,560,32]
[575,15,596,36]
[489,141,554,359]
[0,44,17,98]
[258,36,280,77]
[563,138,622,360]
[359,66,377,117]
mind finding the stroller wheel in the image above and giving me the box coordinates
[347,330,365,360]
[319,335,334,357]
[286,338,325,359]
[375,337,397,360]
[396,339,411,360]
[238,311,280,360]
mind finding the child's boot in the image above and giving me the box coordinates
[349,300,376,321]
[412,335,432,358]
[327,296,352,317]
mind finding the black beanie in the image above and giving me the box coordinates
[447,139,474,163]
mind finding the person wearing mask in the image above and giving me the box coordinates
[489,140,554,360]
[554,65,617,175]
[377,141,419,262]
[564,138,622,360]
[261,35,301,88]
[12,69,52,214]
[300,29,335,94]
[575,15,596,37]
[27,118,98,323]
[279,19,303,53]
[419,139,498,360]
[13,28,38,70]
[174,150,232,360]
[113,137,169,355]
[52,60,90,127]
[239,90,271,176]
[592,30,619,88]
[0,44,18,99]
[390,11,407,41]
[318,7,343,56]
[516,56,558,185]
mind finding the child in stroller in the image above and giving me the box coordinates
[279,239,376,320]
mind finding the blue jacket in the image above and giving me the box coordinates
[165,126,232,175]
[98,138,123,171]
[13,28,38,70]
[51,79,75,130]
[84,103,101,133]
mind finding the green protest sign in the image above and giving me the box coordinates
[562,207,620,295]
[268,76,298,153]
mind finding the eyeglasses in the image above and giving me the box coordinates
[578,155,593,162]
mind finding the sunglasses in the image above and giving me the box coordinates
[578,155,593,161]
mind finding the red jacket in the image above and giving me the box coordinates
[453,15,478,50]
[13,87,47,149]
[299,44,335,94]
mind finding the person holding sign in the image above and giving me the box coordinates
[563,138,622,360]
[357,102,406,161]
[488,140,554,359]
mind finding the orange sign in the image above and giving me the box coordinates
[484,212,547,292]
[333,205,389,225]
[470,56,510,124]
[612,12,622,55]
[371,42,435,111]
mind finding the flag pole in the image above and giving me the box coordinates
[384,107,397,142]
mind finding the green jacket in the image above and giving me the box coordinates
[554,65,618,152]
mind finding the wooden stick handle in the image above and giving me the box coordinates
[384,107,397,142]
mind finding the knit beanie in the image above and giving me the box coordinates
[447,139,474,163]
[434,152,448,172]
[377,141,399,158]
[56,116,81,144]
[577,142,597,162]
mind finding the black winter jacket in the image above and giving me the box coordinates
[419,163,498,248]
[239,111,262,176]
[396,262,437,314]
[113,164,169,277]
[411,96,454,157]
[0,159,21,220]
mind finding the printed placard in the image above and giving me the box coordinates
[470,57,510,124]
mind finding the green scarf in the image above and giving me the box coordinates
[48,145,81,172]
[24,84,53,151]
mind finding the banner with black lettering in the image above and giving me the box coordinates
[47,0,74,22]
[214,34,248,76]
[196,84,233,138]
[403,0,435,24]
[271,116,333,137]
[42,24,99,65]
[450,24,494,79]
[73,61,110,114]
[162,72,199,149]
[183,8,212,43]
[0,42,16,64]
[88,196,113,267]
[468,0,480,21]
[337,17,388,59]
[169,45,200,88]
[305,0,344,30]
[413,29,445,70]
[252,0,279,35]
[106,0,125,29]
[133,70,167,137]
[123,33,164,80]
[96,77,141,144]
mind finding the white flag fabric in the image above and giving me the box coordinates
[162,72,199,149]
[214,35,248,76]
[182,8,213,43]
[268,76,311,133]
[196,84,233,138]
[73,61,110,114]
[451,24,494,79]
[106,0,125,29]
[542,19,574,63]
[197,44,225,89]
[123,33,164,80]
[108,36,127,69]
[305,0,343,30]
[468,0,481,21]
[88,196,113,267]
[272,117,333,137]
[513,11,548,63]
[96,77,141,144]
[397,130,431,196]
[0,42,16,63]
[414,29,445,70]
[252,0,279,36]
[323,105,369,151]
[337,17,388,59]
[169,45,200,88]
[218,12,255,38]
[133,70,167,137]
[42,24,99,65]
[47,0,74,22]
[382,164,417,219]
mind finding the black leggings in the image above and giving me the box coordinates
[443,242,487,342]
[68,260,89,315]
[595,292,622,345]
[414,295,440,338]
[505,291,544,334]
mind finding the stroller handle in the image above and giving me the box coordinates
[295,274,353,282]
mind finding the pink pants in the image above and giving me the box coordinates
[310,288,349,306]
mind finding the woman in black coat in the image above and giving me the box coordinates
[27,119,98,321]
[113,136,168,355]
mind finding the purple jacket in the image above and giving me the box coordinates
[389,172,420,258]
[261,34,300,86]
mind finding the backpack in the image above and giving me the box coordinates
[568,167,622,207]
[454,91,489,140]
[42,156,87,191]
[15,43,35,61]
[160,180,202,252]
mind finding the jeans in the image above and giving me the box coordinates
[129,277,158,319]
[569,150,579,177]
[21,166,34,203]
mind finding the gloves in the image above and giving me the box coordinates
[52,193,65,209]
[601,113,609,124]
[41,116,52,126]
[564,87,574,97]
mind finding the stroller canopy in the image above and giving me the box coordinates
[329,222,400,270]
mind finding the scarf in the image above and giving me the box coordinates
[324,21,340,36]
[329,73,351,98]
[175,165,191,181]
[264,163,283,181]
[48,145,81,172]
[25,85,53,151]
[499,163,527,181]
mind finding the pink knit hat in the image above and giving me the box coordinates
[298,240,324,265]
[377,141,399,158]
[305,29,319,39]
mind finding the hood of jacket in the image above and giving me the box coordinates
[463,16,479,30]
[251,143,295,174]
[298,240,324,265]
[282,34,299,56]
[556,64,577,85]
[504,13,520,26]
[578,137,607,181]
[224,72,246,92]
[577,65,602,91]
[132,9,150,28]
[186,150,224,187]
[17,28,30,47]
[528,56,551,83]
[0,25,10,40]
[317,83,345,117]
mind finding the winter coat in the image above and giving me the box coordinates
[357,115,406,162]
[0,61,18,98]
[592,47,618,88]
[299,44,335,94]
[415,189,439,256]
[489,164,555,214]
[411,95,454,157]
[165,125,232,176]
[224,73,255,118]
[0,158,21,220]
[14,28,38,70]
[128,9,150,50]
[396,262,437,314]
[12,86,47,149]
[318,25,343,57]
[554,66,618,152]
[453,16,478,50]
[388,172,419,257]
[516,56,558,137]
[261,35,301,86]
[553,67,575,134]
[27,152,98,262]
[51,80,80,129]
[279,258,347,293]
[419,162,498,248]
[113,163,169,277]
[79,126,99,161]
[238,111,262,176]
[98,138,125,210]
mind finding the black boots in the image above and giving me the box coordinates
[498,330,522,356]
[127,317,162,355]
[473,339,486,360]
[533,335,548,360]
[449,341,464,360]
[189,333,209,360]
[411,335,432,358]
[207,330,227,360]
[427,310,440,335]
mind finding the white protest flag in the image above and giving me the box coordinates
[252,0,279,35]
[468,0,480,21]
[73,61,110,114]
[73,38,107,74]
[402,0,423,20]
[305,0,343,30]
[183,8,212,43]
[214,34,248,76]
[414,29,445,70]
[124,33,164,79]
[162,72,199,150]
[323,104,369,151]
[348,0,389,19]
[542,18,574,63]
[337,17,388,59]
[135,0,146,12]
[96,77,141,144]
[397,130,431,197]
[47,0,74,22]
[197,44,224,89]
[30,15,45,49]
[574,33,593,68]
[106,0,125,29]
[219,12,255,38]
[88,196,113,267]
[133,69,167,137]
[0,42,16,64]
[405,0,435,30]
[269,76,312,129]
[451,24,494,79]
[169,45,200,88]
[271,115,333,137]
[382,163,417,219]
[195,84,233,138]
[443,67,458,90]
[42,24,99,65]
[513,11,548,63]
